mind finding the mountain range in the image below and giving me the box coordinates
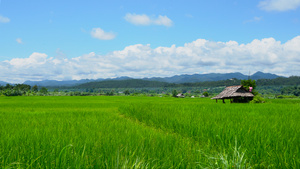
[143,71,280,83]
[0,71,283,87]
[0,81,9,86]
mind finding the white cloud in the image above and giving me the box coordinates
[90,28,116,40]
[124,13,151,25]
[124,13,173,27]
[153,15,173,27]
[259,0,300,11]
[1,36,300,83]
[7,52,48,68]
[244,16,263,23]
[0,15,10,23]
[16,38,23,44]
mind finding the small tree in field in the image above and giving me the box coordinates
[32,85,38,92]
[241,79,258,96]
[124,90,130,96]
[172,90,178,97]
[202,91,209,97]
[40,87,48,95]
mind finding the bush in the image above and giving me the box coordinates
[250,95,265,103]
[2,90,22,96]
[202,91,209,97]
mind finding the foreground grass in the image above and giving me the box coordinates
[0,96,299,168]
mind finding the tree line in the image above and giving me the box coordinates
[0,84,48,96]
[281,86,300,96]
[1,76,300,97]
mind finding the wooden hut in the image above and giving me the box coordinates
[212,85,254,103]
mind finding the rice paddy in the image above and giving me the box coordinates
[0,96,299,168]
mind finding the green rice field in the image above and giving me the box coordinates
[0,96,299,168]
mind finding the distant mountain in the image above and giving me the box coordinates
[23,76,133,87]
[21,71,283,87]
[144,72,247,83]
[0,81,9,86]
[251,71,281,80]
[23,79,97,87]
[74,79,170,89]
[73,75,296,89]
[144,71,282,84]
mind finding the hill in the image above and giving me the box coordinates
[21,71,282,87]
[144,72,247,83]
[72,76,300,89]
[251,71,281,80]
[0,81,9,86]
[23,79,96,87]
[23,76,132,87]
[144,71,282,83]
[74,79,171,89]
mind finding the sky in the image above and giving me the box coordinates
[0,0,300,83]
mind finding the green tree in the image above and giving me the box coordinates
[40,87,48,95]
[14,84,31,92]
[172,90,178,97]
[202,91,209,97]
[32,85,38,92]
[124,90,130,96]
[241,79,258,96]
[241,79,256,91]
[106,90,114,96]
[5,84,13,90]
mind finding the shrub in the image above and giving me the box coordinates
[202,91,209,97]
[250,95,265,103]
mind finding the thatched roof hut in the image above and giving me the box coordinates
[212,85,254,103]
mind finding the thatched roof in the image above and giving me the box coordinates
[176,93,185,98]
[212,85,254,99]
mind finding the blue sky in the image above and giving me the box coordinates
[0,0,300,83]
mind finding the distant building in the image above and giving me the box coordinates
[176,93,185,98]
[211,85,254,103]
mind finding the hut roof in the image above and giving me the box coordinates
[176,93,185,98]
[212,85,254,99]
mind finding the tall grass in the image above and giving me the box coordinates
[0,96,299,168]
[119,98,300,168]
[198,139,251,169]
[0,96,203,168]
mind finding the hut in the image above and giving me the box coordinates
[212,85,254,103]
[176,93,185,98]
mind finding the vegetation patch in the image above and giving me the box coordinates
[0,96,299,168]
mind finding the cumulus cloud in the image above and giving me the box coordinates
[7,52,49,68]
[124,13,173,27]
[91,28,116,40]
[259,0,300,11]
[0,15,10,23]
[1,36,300,83]
[16,38,23,44]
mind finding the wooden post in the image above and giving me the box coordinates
[222,99,225,103]
[216,99,218,103]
